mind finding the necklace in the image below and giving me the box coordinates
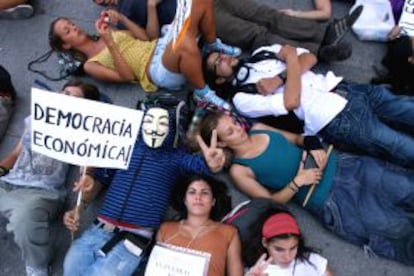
[164,220,214,248]
[182,220,213,248]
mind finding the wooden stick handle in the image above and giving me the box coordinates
[302,145,334,207]
[71,166,87,240]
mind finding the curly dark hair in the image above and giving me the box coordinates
[171,174,232,221]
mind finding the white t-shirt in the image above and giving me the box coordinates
[263,252,328,276]
[232,44,348,135]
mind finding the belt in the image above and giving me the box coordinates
[94,218,154,238]
[94,219,121,233]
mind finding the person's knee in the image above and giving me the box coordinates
[13,207,50,246]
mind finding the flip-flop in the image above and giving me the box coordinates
[323,5,364,46]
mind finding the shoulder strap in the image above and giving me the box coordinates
[232,50,280,93]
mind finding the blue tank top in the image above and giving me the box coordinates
[233,129,336,213]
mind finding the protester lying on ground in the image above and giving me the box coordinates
[280,0,331,21]
[93,0,176,31]
[49,0,240,109]
[0,0,33,19]
[197,111,414,266]
[204,43,414,168]
[246,212,333,276]
[62,97,226,276]
[99,0,362,62]
[215,1,362,62]
[0,79,101,276]
[371,26,414,95]
[155,174,243,276]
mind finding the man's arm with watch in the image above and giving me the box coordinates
[0,140,23,177]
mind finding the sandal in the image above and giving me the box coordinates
[323,5,364,46]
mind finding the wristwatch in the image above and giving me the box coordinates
[278,70,287,83]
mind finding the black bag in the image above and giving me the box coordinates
[28,49,84,81]
[222,198,288,266]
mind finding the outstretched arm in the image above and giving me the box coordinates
[280,0,331,21]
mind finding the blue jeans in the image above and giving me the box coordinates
[319,152,414,265]
[320,84,414,168]
[63,225,142,276]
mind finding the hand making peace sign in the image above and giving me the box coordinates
[196,129,226,173]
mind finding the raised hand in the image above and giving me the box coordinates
[246,254,273,276]
[196,129,225,173]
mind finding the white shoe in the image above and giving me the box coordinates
[25,265,49,276]
[0,4,34,20]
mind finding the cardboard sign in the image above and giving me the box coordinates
[171,0,192,50]
[145,243,211,276]
[31,88,143,169]
[399,0,414,36]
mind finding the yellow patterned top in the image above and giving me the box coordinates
[88,31,158,92]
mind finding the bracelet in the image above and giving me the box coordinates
[292,179,300,189]
[288,184,298,193]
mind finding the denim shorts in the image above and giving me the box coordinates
[148,25,186,91]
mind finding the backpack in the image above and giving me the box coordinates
[0,65,16,140]
[28,49,84,81]
[136,93,190,148]
[222,198,288,266]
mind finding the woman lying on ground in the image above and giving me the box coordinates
[196,110,414,266]
[246,211,333,276]
[155,174,243,276]
[49,0,240,109]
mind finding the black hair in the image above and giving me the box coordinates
[201,52,239,101]
[62,79,100,101]
[171,174,232,221]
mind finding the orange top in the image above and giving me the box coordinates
[158,221,237,276]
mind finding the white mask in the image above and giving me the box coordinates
[141,107,169,148]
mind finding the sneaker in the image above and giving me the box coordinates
[194,90,231,110]
[0,4,33,20]
[25,265,49,276]
[318,41,352,62]
[203,38,241,57]
[322,5,363,46]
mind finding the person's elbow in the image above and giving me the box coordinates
[284,96,300,110]
[307,53,318,67]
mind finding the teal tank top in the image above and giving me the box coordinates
[233,129,337,213]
